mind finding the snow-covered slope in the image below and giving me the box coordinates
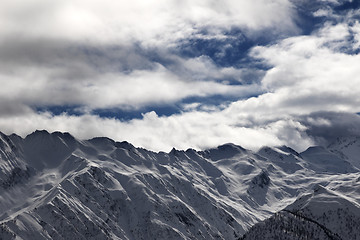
[241,181,360,240]
[328,137,360,168]
[0,132,29,185]
[301,146,357,174]
[0,130,359,239]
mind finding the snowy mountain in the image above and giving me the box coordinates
[241,182,360,240]
[328,137,360,168]
[0,130,359,239]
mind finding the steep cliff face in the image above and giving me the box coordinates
[0,131,359,239]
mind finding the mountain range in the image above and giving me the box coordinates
[0,130,359,239]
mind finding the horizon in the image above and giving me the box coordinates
[2,128,355,154]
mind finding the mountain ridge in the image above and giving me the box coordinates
[0,130,359,239]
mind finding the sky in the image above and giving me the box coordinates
[1,0,360,152]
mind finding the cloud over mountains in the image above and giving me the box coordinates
[0,0,359,151]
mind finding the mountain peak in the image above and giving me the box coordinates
[32,129,50,135]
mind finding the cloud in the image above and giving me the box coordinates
[245,19,360,117]
[0,0,298,46]
[1,0,293,111]
[0,109,296,152]
[0,0,359,153]
[351,20,360,49]
[0,99,34,117]
[301,111,360,146]
[0,59,261,110]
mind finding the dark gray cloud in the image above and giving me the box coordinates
[301,112,360,146]
[0,99,33,117]
[0,36,155,77]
